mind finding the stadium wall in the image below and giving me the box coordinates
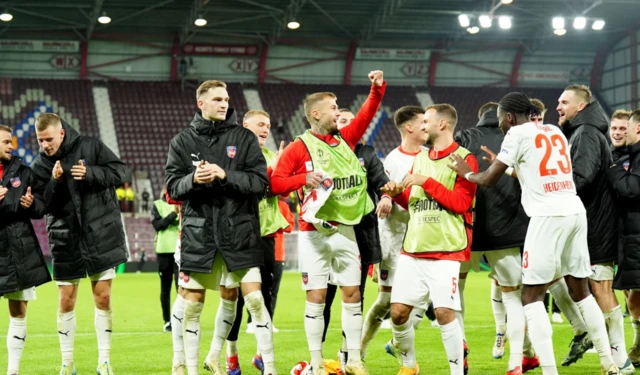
[601,29,640,110]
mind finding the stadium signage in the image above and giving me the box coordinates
[518,71,569,83]
[356,48,430,61]
[50,55,81,70]
[0,40,79,52]
[182,44,259,56]
[229,59,259,73]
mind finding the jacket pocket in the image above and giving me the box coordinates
[181,217,207,255]
[88,219,122,254]
[227,214,258,251]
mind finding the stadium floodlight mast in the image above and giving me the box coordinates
[0,10,12,22]
[552,17,565,30]
[194,15,207,27]
[498,16,511,29]
[592,19,605,30]
[458,14,470,28]
[97,12,111,24]
[573,16,586,30]
[479,15,492,28]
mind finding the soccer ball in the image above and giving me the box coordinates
[290,361,311,375]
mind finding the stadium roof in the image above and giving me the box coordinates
[0,0,639,51]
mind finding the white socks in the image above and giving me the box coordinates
[342,302,363,365]
[244,291,276,374]
[172,295,186,364]
[7,317,26,374]
[440,319,464,375]
[57,310,76,368]
[491,282,506,334]
[94,308,113,365]
[206,298,237,363]
[227,340,238,357]
[523,302,558,375]
[456,278,467,341]
[577,295,615,370]
[503,290,525,371]
[305,301,325,369]
[183,300,204,375]
[361,291,391,357]
[633,320,640,347]
[605,306,628,368]
[392,319,416,368]
[411,307,426,330]
[548,279,587,336]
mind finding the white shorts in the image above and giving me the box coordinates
[590,261,615,281]
[391,255,461,311]
[523,213,592,285]
[179,252,261,291]
[299,225,361,291]
[484,248,522,287]
[378,228,404,287]
[459,252,481,274]
[3,287,36,301]
[56,268,116,286]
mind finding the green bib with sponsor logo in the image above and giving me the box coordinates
[259,147,290,236]
[403,147,474,254]
[153,199,180,254]
[298,131,374,225]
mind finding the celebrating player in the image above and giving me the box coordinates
[270,71,386,375]
[448,92,619,375]
[31,113,128,375]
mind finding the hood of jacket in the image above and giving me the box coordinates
[564,97,609,136]
[190,109,238,136]
[476,108,499,128]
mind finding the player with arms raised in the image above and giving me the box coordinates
[448,92,619,375]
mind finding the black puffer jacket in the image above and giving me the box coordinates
[455,109,528,251]
[0,157,51,294]
[563,98,618,264]
[353,143,389,265]
[31,121,128,280]
[607,141,640,289]
[165,110,268,273]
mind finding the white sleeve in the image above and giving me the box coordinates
[496,129,520,167]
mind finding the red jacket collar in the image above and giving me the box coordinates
[428,141,459,160]
[310,131,340,146]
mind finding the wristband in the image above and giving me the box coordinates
[464,172,474,180]
[505,167,514,176]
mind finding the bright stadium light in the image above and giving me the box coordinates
[458,14,470,28]
[552,17,565,30]
[287,21,300,29]
[479,15,492,28]
[501,0,513,4]
[194,15,207,27]
[573,16,586,30]
[498,16,511,29]
[554,28,567,36]
[0,10,13,22]
[592,20,605,30]
[98,12,111,24]
[467,26,480,34]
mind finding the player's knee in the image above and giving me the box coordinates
[59,295,77,312]
[306,289,326,304]
[94,291,111,310]
[435,307,455,325]
[390,304,411,325]
[220,286,238,301]
[341,286,360,303]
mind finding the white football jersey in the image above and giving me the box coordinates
[379,146,427,233]
[496,122,585,217]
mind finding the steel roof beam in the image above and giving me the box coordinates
[359,0,405,42]
[86,0,104,40]
[270,0,307,44]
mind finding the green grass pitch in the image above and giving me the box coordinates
[0,272,629,374]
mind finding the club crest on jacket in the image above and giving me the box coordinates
[227,146,237,158]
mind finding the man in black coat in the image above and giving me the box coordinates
[322,108,392,365]
[607,109,640,368]
[165,80,273,375]
[0,125,51,375]
[31,113,127,375]
[557,85,632,372]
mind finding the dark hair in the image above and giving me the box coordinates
[631,109,640,124]
[478,102,499,120]
[498,92,541,118]
[393,105,425,129]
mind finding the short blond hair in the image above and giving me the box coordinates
[426,103,458,128]
[36,113,62,131]
[243,110,270,123]
[565,84,592,103]
[631,109,640,124]
[611,109,632,121]
[304,92,336,123]
[0,125,12,134]
[530,98,546,113]
[196,80,227,100]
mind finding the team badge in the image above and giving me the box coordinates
[10,177,21,188]
[302,272,308,285]
[358,157,365,167]
[624,162,630,171]
[227,146,237,158]
[321,177,333,190]
[380,269,388,281]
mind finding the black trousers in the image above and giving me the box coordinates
[228,237,275,341]
[271,261,285,320]
[158,253,179,323]
[322,261,369,342]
